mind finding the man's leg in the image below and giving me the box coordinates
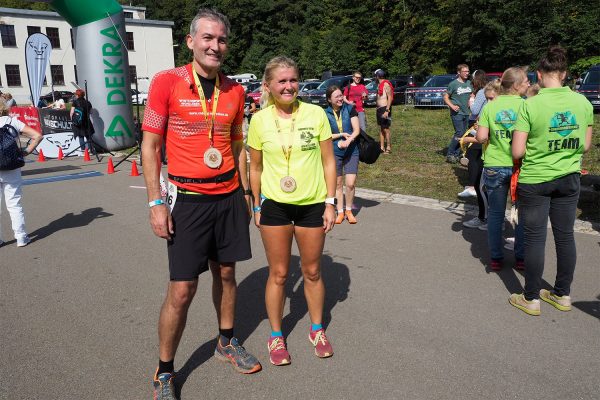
[447,113,467,160]
[209,261,236,335]
[158,280,198,367]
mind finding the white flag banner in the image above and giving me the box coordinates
[25,33,52,106]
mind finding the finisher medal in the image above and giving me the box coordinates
[204,147,222,169]
[280,176,297,193]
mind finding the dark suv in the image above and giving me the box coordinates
[576,64,600,110]
[365,75,424,106]
[299,75,353,107]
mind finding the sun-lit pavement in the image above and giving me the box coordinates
[2,156,599,400]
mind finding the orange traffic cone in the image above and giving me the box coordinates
[130,161,140,176]
[83,148,91,162]
[107,157,115,174]
[38,149,46,162]
[57,146,64,160]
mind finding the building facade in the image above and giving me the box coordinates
[0,6,174,105]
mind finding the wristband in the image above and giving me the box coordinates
[325,197,336,205]
[244,189,253,196]
[253,206,261,213]
[148,199,165,208]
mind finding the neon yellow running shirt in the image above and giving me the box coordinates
[247,102,332,205]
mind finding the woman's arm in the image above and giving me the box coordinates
[249,147,263,228]
[320,139,336,233]
[583,126,593,153]
[512,130,528,159]
[20,125,43,155]
[476,125,489,144]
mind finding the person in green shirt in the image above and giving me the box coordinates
[476,67,530,272]
[444,64,473,162]
[509,46,594,316]
[248,56,337,366]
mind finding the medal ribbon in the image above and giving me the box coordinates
[272,103,298,177]
[192,70,220,147]
[334,109,343,133]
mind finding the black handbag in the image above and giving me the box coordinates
[355,129,381,164]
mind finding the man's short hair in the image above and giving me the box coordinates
[457,64,469,72]
[190,8,231,37]
[374,69,385,78]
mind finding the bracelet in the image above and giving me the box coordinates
[148,199,165,208]
[244,188,253,196]
[253,206,261,213]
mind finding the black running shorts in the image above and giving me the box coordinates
[167,189,251,281]
[376,106,392,128]
[260,199,325,228]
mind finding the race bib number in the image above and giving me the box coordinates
[167,181,178,212]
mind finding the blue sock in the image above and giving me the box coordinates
[270,330,283,338]
[311,323,322,332]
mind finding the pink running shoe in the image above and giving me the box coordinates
[267,336,291,366]
[308,328,333,358]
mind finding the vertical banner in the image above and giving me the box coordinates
[25,33,52,107]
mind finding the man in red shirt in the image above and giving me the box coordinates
[142,9,260,399]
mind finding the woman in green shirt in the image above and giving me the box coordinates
[476,67,529,272]
[509,46,594,316]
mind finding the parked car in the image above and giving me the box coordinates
[243,81,262,93]
[575,64,600,110]
[413,74,456,108]
[299,81,321,93]
[131,88,148,105]
[247,85,262,106]
[364,75,424,106]
[39,90,75,104]
[300,75,353,107]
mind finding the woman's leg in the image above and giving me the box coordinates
[335,175,344,214]
[261,225,294,332]
[2,169,27,240]
[344,174,357,211]
[472,150,487,221]
[484,168,510,263]
[293,226,326,326]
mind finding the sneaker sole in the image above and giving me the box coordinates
[308,333,334,358]
[213,351,262,374]
[540,290,571,312]
[508,297,540,316]
[269,356,291,366]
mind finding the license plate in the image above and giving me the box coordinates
[592,100,600,105]
[312,100,320,104]
[420,99,431,103]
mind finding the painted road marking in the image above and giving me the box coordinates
[23,171,104,185]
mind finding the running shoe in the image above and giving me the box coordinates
[490,259,502,271]
[16,235,31,247]
[152,369,178,400]
[463,217,486,229]
[308,328,333,358]
[540,289,572,312]
[335,212,345,224]
[268,336,291,366]
[509,293,540,316]
[457,187,476,198]
[345,210,357,224]
[214,336,262,374]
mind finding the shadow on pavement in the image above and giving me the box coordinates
[353,196,380,216]
[175,254,350,392]
[572,294,600,321]
[29,207,113,242]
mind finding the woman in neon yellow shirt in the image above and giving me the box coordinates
[509,46,593,316]
[248,56,337,365]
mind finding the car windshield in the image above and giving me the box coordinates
[582,70,600,85]
[423,76,455,87]
[366,81,377,90]
[317,77,345,90]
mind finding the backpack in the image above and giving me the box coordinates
[355,129,381,164]
[72,107,84,128]
[0,121,25,170]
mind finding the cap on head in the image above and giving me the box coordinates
[374,69,385,78]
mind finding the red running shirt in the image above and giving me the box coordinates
[344,84,368,112]
[378,80,394,103]
[142,64,245,195]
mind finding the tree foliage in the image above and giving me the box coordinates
[4,0,598,79]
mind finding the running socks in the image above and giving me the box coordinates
[219,328,234,345]
[270,330,283,338]
[311,323,323,332]
[158,359,174,375]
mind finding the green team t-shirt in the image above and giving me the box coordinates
[446,79,473,115]
[514,87,593,184]
[247,102,332,205]
[478,95,524,168]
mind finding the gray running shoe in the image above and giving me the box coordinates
[152,370,178,400]
[214,336,262,374]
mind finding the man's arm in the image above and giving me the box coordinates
[233,139,252,217]
[443,92,459,112]
[20,125,43,155]
[141,131,173,239]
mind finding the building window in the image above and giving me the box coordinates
[50,65,65,85]
[74,65,78,84]
[124,11,134,19]
[27,26,42,36]
[6,65,21,86]
[0,25,17,47]
[46,27,61,48]
[129,65,137,81]
[126,32,135,51]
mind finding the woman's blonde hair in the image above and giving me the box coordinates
[499,67,528,95]
[259,56,299,108]
[484,78,501,97]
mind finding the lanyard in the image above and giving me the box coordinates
[333,109,343,133]
[192,70,220,146]
[272,103,298,176]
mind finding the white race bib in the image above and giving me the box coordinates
[167,181,178,212]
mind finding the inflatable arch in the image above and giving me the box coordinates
[49,0,136,151]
